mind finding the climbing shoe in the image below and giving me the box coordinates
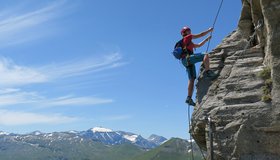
[185,96,196,106]
[205,70,218,79]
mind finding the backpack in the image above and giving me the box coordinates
[172,38,191,59]
[172,39,184,59]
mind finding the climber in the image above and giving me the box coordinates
[179,26,218,106]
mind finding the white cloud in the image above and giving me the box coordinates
[0,110,77,125]
[40,52,126,79]
[0,90,42,106]
[0,89,112,107]
[0,53,123,107]
[0,88,21,94]
[0,58,48,87]
[44,96,113,107]
[0,52,125,87]
[0,1,67,46]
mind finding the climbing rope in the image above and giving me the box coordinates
[194,0,225,117]
[206,0,224,53]
[186,1,224,159]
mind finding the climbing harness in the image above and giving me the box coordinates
[206,0,224,53]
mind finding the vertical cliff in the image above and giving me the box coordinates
[191,0,280,159]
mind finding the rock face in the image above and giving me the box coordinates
[191,0,280,159]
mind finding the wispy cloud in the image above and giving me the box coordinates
[0,89,113,107]
[0,1,67,47]
[0,52,126,87]
[0,89,42,106]
[40,52,126,79]
[0,88,21,94]
[44,95,113,107]
[0,109,77,125]
[0,52,124,107]
[0,58,48,87]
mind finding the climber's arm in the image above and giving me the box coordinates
[192,28,213,39]
[194,36,211,48]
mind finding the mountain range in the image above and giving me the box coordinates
[132,138,205,160]
[79,127,167,149]
[0,127,167,149]
[0,127,204,160]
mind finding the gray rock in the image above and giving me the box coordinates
[191,0,280,159]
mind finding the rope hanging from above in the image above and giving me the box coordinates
[187,1,224,160]
[206,0,224,53]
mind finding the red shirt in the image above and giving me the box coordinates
[182,34,194,53]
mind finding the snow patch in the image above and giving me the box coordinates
[91,127,113,133]
[0,131,9,135]
[161,139,168,144]
[34,131,42,136]
[123,134,138,142]
[106,132,113,141]
[68,130,79,134]
[149,137,156,141]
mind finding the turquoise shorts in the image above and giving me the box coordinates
[181,53,206,79]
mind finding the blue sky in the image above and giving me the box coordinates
[0,0,241,139]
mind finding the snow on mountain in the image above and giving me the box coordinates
[31,131,43,136]
[123,134,138,142]
[147,134,167,145]
[91,127,113,133]
[0,127,167,149]
[80,128,126,145]
[79,128,162,148]
[0,131,9,136]
[68,130,79,134]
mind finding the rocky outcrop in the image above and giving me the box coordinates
[191,0,280,159]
